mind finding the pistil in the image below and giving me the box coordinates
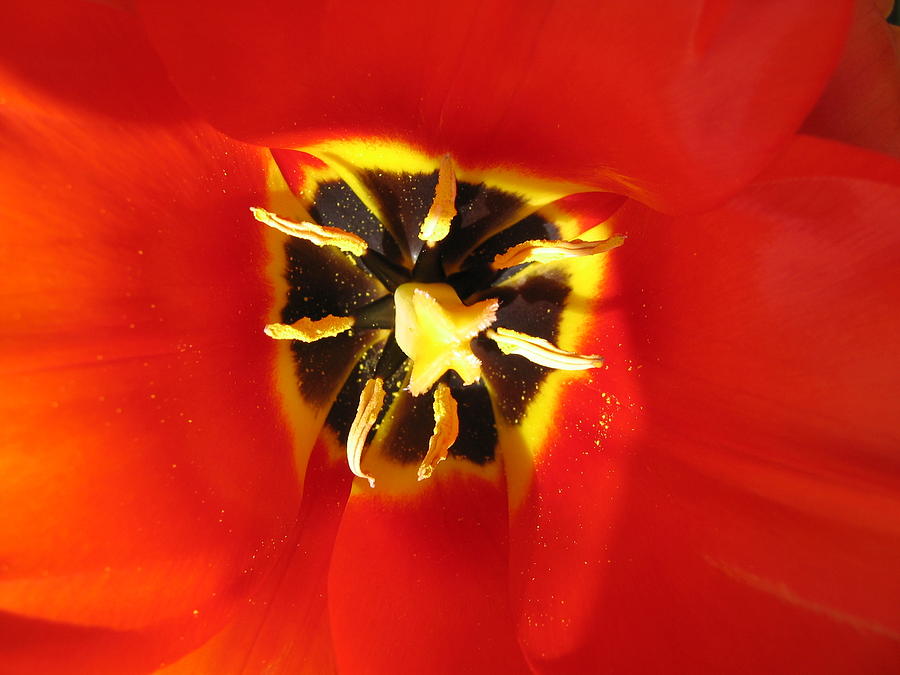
[393,283,498,396]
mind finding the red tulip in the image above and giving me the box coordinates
[1,1,899,674]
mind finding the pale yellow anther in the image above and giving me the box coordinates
[486,326,603,370]
[418,155,457,246]
[492,235,625,269]
[251,206,368,256]
[417,383,459,482]
[263,315,354,342]
[394,282,498,396]
[347,377,385,488]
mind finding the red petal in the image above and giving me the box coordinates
[136,0,851,213]
[503,202,645,666]
[327,473,530,675]
[156,442,348,675]
[0,2,305,670]
[513,137,900,672]
[803,0,900,158]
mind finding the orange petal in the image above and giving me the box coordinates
[155,441,349,675]
[0,1,310,670]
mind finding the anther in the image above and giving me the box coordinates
[264,315,354,342]
[251,207,368,256]
[485,327,604,370]
[347,377,385,488]
[492,235,625,269]
[418,155,457,247]
[417,383,459,481]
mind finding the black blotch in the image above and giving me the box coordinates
[310,180,403,263]
[281,171,574,454]
[440,182,527,266]
[447,212,561,299]
[492,271,569,341]
[467,213,561,271]
[292,334,373,408]
[353,295,396,330]
[448,375,497,465]
[324,334,411,446]
[376,374,497,466]
[377,390,435,464]
[282,240,378,320]
[358,250,410,291]
[474,339,544,425]
[282,238,383,407]
[360,170,438,263]
[373,333,407,381]
[324,340,387,441]
[475,271,571,423]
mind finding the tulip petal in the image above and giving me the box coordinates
[512,137,900,672]
[803,0,900,158]
[0,1,312,670]
[155,441,349,675]
[327,473,531,675]
[136,0,852,213]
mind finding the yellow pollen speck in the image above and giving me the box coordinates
[418,155,457,247]
[347,377,385,488]
[393,282,498,396]
[417,383,459,481]
[486,326,603,370]
[251,206,368,256]
[492,235,625,269]
[263,315,354,342]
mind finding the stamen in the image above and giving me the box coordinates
[346,377,385,488]
[418,155,457,247]
[251,206,368,256]
[485,327,603,370]
[417,383,459,481]
[264,315,354,342]
[492,235,625,269]
[394,282,499,396]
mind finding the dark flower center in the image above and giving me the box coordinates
[257,154,621,486]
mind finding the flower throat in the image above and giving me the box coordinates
[257,153,622,487]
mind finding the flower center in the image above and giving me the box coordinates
[393,282,498,396]
[257,152,623,487]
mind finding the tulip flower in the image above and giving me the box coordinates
[1,1,899,674]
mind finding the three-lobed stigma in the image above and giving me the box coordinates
[255,155,622,486]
